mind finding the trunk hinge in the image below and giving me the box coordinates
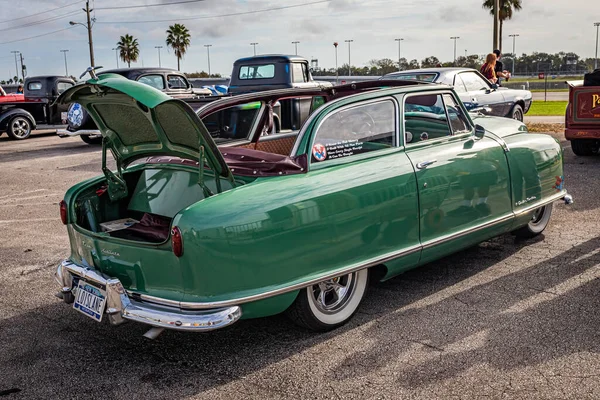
[198,145,214,197]
[101,138,128,202]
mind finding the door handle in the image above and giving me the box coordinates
[416,160,437,169]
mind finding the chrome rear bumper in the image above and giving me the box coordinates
[55,260,242,332]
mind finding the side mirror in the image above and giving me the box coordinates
[490,83,498,90]
[474,124,486,139]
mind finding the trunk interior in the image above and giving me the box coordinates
[74,166,243,243]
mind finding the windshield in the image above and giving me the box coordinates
[387,73,438,82]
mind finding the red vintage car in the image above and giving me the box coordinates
[0,85,24,103]
[565,80,600,155]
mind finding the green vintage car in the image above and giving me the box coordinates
[54,74,571,338]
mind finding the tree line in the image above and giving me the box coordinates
[311,51,598,77]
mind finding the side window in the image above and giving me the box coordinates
[460,72,490,92]
[27,82,42,91]
[312,100,395,163]
[453,75,468,93]
[167,75,189,89]
[292,63,307,83]
[443,94,471,134]
[404,94,451,144]
[138,75,165,90]
[57,82,73,94]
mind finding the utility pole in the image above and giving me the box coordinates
[250,42,258,56]
[493,0,500,51]
[204,44,212,76]
[395,38,404,71]
[595,23,600,69]
[155,46,163,67]
[333,42,338,84]
[10,51,19,80]
[450,37,460,66]
[69,0,95,67]
[112,48,119,68]
[345,39,353,76]
[60,50,69,76]
[292,41,300,55]
[509,34,519,76]
[19,53,25,80]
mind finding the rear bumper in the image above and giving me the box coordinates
[55,260,242,332]
[565,128,600,141]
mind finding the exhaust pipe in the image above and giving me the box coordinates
[143,327,165,340]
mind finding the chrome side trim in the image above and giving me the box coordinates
[514,190,567,217]
[421,213,514,250]
[133,244,423,310]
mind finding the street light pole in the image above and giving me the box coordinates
[204,44,212,76]
[10,51,19,80]
[111,48,119,68]
[395,38,404,71]
[69,0,95,67]
[450,37,460,66]
[60,50,69,76]
[595,23,600,69]
[292,41,300,55]
[155,46,163,67]
[345,39,353,76]
[509,34,519,76]
[333,42,338,84]
[250,42,258,56]
[493,0,500,50]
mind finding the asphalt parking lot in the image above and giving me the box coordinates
[0,130,598,399]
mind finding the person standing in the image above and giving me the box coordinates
[480,53,498,84]
[493,49,511,85]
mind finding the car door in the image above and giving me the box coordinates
[403,91,513,264]
[456,71,508,117]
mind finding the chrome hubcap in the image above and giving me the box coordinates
[311,272,358,314]
[11,118,29,137]
[531,206,545,224]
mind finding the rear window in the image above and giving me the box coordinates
[388,73,437,82]
[238,64,275,80]
[27,82,42,90]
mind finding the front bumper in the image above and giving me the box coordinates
[55,260,242,332]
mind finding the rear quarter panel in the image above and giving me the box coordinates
[504,133,564,215]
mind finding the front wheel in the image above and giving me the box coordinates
[286,269,369,332]
[6,116,32,140]
[510,104,524,121]
[513,203,553,238]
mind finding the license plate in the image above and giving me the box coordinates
[73,280,107,322]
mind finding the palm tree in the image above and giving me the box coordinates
[166,23,191,71]
[482,0,522,51]
[116,34,140,68]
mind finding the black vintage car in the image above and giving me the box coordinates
[382,68,533,121]
[0,76,76,140]
[64,67,213,144]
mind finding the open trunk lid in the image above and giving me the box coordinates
[57,74,233,199]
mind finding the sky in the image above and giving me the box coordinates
[0,0,596,79]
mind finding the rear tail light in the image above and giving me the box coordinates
[59,200,68,225]
[171,226,183,257]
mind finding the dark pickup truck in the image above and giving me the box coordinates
[0,76,75,140]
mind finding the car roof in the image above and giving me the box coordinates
[385,67,475,75]
[233,54,307,65]
[101,67,179,74]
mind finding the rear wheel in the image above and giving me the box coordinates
[571,139,598,156]
[510,104,524,121]
[513,204,553,238]
[286,269,369,332]
[80,134,103,145]
[6,116,32,140]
